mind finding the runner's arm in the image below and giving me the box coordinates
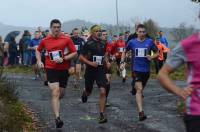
[63,38,78,61]
[157,44,192,99]
[79,54,96,67]
[63,52,77,61]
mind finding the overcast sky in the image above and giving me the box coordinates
[0,0,199,28]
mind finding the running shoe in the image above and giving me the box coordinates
[81,91,88,103]
[55,117,64,128]
[139,111,147,121]
[44,81,48,86]
[106,101,111,107]
[122,77,126,83]
[98,113,107,124]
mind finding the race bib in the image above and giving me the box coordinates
[49,50,62,61]
[34,45,38,49]
[118,48,125,52]
[75,45,80,51]
[135,48,147,57]
[93,56,104,65]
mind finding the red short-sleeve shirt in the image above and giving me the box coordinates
[37,34,76,70]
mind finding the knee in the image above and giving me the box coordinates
[135,87,142,94]
[52,88,60,97]
[100,88,106,97]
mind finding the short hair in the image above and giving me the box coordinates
[101,29,107,33]
[35,31,40,34]
[50,19,61,27]
[136,24,146,31]
[72,28,79,33]
[125,31,130,34]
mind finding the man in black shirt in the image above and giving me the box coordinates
[80,25,109,124]
[70,28,85,88]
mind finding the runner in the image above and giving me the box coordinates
[121,24,159,121]
[158,32,200,132]
[124,31,130,43]
[158,31,169,61]
[80,25,109,123]
[154,37,170,74]
[36,19,77,128]
[28,31,42,80]
[101,29,112,107]
[70,28,85,88]
[113,33,127,82]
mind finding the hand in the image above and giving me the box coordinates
[120,63,125,70]
[90,62,98,68]
[146,55,153,61]
[177,86,193,100]
[54,58,63,64]
[63,55,69,61]
[106,62,111,69]
[37,61,44,69]
[111,56,116,61]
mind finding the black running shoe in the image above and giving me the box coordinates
[44,81,48,86]
[98,113,107,124]
[139,111,147,121]
[106,101,111,107]
[122,77,126,83]
[55,117,64,128]
[81,91,88,103]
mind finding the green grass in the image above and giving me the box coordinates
[0,70,36,131]
[3,65,33,74]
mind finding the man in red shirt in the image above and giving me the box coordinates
[36,19,77,128]
[113,33,127,82]
[101,30,113,107]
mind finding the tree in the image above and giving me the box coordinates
[170,23,195,42]
[143,19,159,39]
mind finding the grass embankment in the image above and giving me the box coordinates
[0,68,36,131]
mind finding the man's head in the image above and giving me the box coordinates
[136,24,147,40]
[101,30,108,41]
[155,37,160,44]
[159,31,163,36]
[119,33,124,40]
[113,35,118,42]
[90,25,102,40]
[34,31,40,39]
[72,28,79,37]
[125,31,130,37]
[50,19,62,37]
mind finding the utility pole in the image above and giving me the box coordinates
[116,0,119,36]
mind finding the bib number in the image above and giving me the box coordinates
[118,48,125,52]
[49,50,62,61]
[93,56,104,65]
[135,48,147,57]
[75,45,80,51]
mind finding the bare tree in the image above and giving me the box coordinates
[170,23,195,42]
[143,19,159,38]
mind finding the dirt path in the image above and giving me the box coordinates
[8,73,186,132]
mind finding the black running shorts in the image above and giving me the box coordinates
[132,71,150,88]
[84,66,107,94]
[46,69,69,88]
